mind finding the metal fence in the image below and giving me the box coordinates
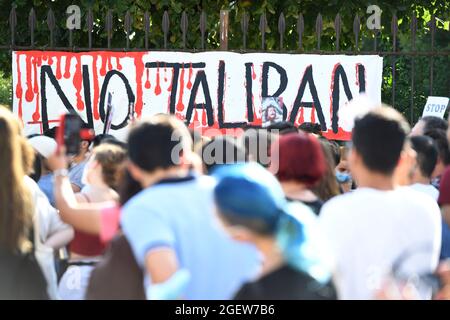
[2,6,449,124]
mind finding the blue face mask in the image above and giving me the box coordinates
[336,170,352,184]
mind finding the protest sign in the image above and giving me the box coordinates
[422,96,449,119]
[12,51,383,140]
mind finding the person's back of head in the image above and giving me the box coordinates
[128,114,192,173]
[352,106,410,175]
[410,135,438,181]
[92,134,115,148]
[201,136,247,174]
[270,132,326,187]
[298,122,322,136]
[424,128,450,166]
[266,121,299,135]
[422,116,448,133]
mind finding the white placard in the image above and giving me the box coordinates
[422,96,449,119]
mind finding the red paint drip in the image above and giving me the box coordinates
[64,56,72,79]
[193,108,199,123]
[133,54,145,117]
[33,57,39,94]
[154,62,162,95]
[187,63,193,89]
[32,91,40,122]
[25,55,34,102]
[107,56,113,71]
[311,105,316,123]
[92,55,100,120]
[100,55,107,76]
[55,55,62,79]
[15,54,23,119]
[251,64,257,80]
[176,66,185,112]
[167,68,174,92]
[73,56,84,111]
[144,68,151,89]
[299,107,305,124]
[201,109,207,126]
[48,56,53,65]
[32,55,40,122]
[116,57,122,70]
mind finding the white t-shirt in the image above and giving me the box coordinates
[319,187,442,300]
[24,176,72,244]
[409,183,439,201]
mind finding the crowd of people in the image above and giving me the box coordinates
[0,102,450,300]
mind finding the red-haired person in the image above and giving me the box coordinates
[269,132,327,215]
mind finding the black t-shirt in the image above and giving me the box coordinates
[286,197,323,215]
[234,265,337,300]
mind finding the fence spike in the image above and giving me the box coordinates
[28,8,36,47]
[278,12,286,49]
[106,9,113,49]
[181,11,188,49]
[162,10,169,49]
[297,13,304,50]
[353,14,360,50]
[125,11,132,49]
[47,9,56,48]
[144,11,150,50]
[200,11,207,50]
[334,13,341,51]
[9,6,17,46]
[259,12,267,50]
[241,11,249,50]
[87,7,94,49]
[315,13,322,50]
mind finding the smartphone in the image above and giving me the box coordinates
[56,113,93,155]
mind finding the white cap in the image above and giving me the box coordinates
[28,136,57,159]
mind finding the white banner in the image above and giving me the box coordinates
[12,51,383,140]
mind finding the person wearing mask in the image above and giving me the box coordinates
[213,162,336,299]
[335,146,353,193]
[319,106,442,300]
[269,132,326,215]
[411,116,448,137]
[409,135,439,200]
[68,122,92,192]
[120,115,260,299]
[0,106,48,299]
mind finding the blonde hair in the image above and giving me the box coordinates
[0,106,34,252]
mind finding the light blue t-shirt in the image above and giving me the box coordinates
[121,174,260,300]
[38,173,55,206]
[69,160,87,190]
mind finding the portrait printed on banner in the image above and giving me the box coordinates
[262,97,283,128]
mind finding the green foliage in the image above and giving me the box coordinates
[0,0,448,123]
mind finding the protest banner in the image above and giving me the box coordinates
[12,51,382,140]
